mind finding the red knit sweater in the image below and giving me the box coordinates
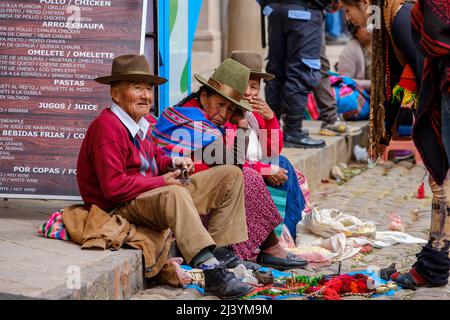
[77,108,172,211]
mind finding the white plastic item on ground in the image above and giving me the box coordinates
[168,257,192,287]
[387,213,406,232]
[295,207,428,263]
[299,207,376,239]
[373,231,427,247]
[319,233,363,261]
[231,264,259,285]
[354,145,368,162]
[279,224,296,249]
[294,229,362,265]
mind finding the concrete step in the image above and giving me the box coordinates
[0,199,143,300]
[282,120,369,189]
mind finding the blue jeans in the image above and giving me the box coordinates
[442,91,450,167]
[267,155,305,241]
[325,11,343,39]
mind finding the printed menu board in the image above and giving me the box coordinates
[0,0,148,199]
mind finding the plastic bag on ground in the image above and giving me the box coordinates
[300,207,376,239]
[295,208,428,263]
[231,264,259,285]
[279,224,296,249]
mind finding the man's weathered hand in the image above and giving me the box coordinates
[163,170,182,186]
[174,157,195,174]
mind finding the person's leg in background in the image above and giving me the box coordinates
[272,3,325,149]
[325,10,350,45]
[314,23,362,136]
[264,3,287,121]
[441,91,450,167]
[393,171,450,288]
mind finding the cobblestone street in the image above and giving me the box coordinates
[133,162,450,300]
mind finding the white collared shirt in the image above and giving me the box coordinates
[110,103,150,140]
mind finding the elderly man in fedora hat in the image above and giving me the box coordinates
[228,50,308,247]
[152,58,308,270]
[76,54,254,299]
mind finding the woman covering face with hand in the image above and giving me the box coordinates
[152,58,308,270]
[226,50,310,244]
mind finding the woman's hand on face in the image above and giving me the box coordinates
[229,108,248,128]
[250,96,274,120]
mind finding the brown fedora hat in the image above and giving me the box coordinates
[229,50,275,80]
[95,54,167,86]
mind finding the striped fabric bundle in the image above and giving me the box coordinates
[38,210,70,241]
[152,105,224,158]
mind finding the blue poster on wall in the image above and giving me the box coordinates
[157,0,202,113]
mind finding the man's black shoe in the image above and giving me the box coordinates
[214,247,261,270]
[214,247,240,267]
[283,131,326,148]
[203,264,254,299]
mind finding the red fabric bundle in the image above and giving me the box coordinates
[319,274,370,300]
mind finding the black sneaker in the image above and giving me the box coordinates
[283,131,326,148]
[203,264,254,300]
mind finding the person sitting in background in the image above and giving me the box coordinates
[228,50,308,243]
[337,23,372,92]
[306,22,371,123]
[314,17,363,135]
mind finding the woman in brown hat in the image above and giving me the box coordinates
[152,58,308,270]
[227,50,309,245]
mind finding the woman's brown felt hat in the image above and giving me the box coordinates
[95,54,167,86]
[229,50,275,80]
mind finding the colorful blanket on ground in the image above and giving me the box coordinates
[181,265,401,300]
[37,210,70,240]
[242,269,400,300]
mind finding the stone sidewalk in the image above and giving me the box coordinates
[133,161,450,300]
[303,161,450,300]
